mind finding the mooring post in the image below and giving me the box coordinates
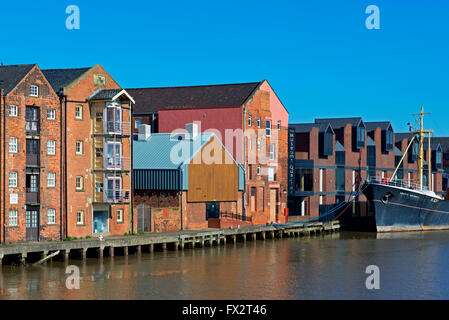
[109,247,114,257]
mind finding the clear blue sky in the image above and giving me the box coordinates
[1,1,448,135]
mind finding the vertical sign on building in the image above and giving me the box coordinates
[288,127,296,196]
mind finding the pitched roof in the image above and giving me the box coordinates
[133,132,214,170]
[335,141,346,151]
[431,137,449,152]
[365,121,392,132]
[367,136,376,146]
[289,122,333,133]
[395,146,403,156]
[0,64,36,94]
[127,82,262,114]
[315,117,363,129]
[395,132,414,142]
[42,67,91,93]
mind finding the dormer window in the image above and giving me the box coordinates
[409,138,418,163]
[30,85,38,97]
[384,126,394,152]
[435,146,442,169]
[356,125,365,149]
[320,126,333,157]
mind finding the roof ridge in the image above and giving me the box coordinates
[126,81,262,90]
[42,67,91,71]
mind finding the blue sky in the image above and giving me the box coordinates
[1,1,448,135]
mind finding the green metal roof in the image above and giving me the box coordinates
[133,133,214,170]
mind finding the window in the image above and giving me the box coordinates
[257,140,261,152]
[257,118,261,128]
[336,150,345,166]
[95,182,103,193]
[96,112,103,122]
[9,137,18,153]
[76,176,84,191]
[9,172,18,188]
[268,167,275,181]
[47,140,55,155]
[9,210,18,227]
[295,169,313,192]
[257,165,261,175]
[385,128,393,151]
[77,211,84,225]
[9,105,18,117]
[76,141,83,155]
[75,105,83,120]
[48,209,56,225]
[47,109,56,120]
[277,120,281,130]
[25,106,39,133]
[248,115,252,127]
[47,172,56,187]
[356,125,365,149]
[321,129,333,156]
[30,85,38,97]
[117,209,123,223]
[135,118,142,129]
[335,168,345,192]
[266,120,271,136]
[269,143,276,160]
[95,148,103,158]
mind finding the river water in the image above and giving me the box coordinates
[1,231,448,300]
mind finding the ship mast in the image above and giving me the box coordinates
[412,106,433,190]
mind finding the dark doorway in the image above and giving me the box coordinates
[137,204,151,232]
[206,202,220,220]
[26,207,39,242]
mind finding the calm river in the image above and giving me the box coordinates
[1,231,449,300]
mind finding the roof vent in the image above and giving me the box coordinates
[138,124,151,141]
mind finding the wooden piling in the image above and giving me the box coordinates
[162,243,167,251]
[98,247,104,258]
[81,248,87,260]
[137,245,141,255]
[124,246,128,256]
[109,247,114,257]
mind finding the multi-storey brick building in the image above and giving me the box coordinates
[288,118,445,223]
[42,65,134,239]
[128,81,289,225]
[0,64,62,243]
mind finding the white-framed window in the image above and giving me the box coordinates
[76,176,84,191]
[266,119,271,136]
[248,115,252,127]
[47,109,56,120]
[268,167,275,181]
[257,140,261,152]
[47,140,56,155]
[352,170,356,192]
[9,105,18,117]
[257,118,261,128]
[75,105,83,120]
[9,210,18,227]
[30,85,39,97]
[76,141,83,155]
[77,211,84,225]
[248,138,252,150]
[47,172,56,187]
[117,209,123,223]
[48,209,56,225]
[277,120,281,130]
[257,165,261,175]
[9,172,18,188]
[269,143,276,160]
[9,137,18,153]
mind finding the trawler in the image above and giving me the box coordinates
[362,107,449,232]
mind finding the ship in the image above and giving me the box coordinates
[362,107,449,232]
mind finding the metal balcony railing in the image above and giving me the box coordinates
[105,189,130,203]
[105,121,131,136]
[26,121,40,134]
[104,157,130,170]
[219,212,252,222]
[26,189,40,204]
[367,176,428,192]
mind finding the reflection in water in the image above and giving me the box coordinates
[1,231,449,300]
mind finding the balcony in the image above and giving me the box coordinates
[104,157,130,171]
[26,189,40,204]
[105,189,130,203]
[105,121,130,136]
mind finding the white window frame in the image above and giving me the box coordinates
[47,172,56,188]
[76,141,83,155]
[77,211,84,225]
[30,85,39,97]
[76,176,84,191]
[48,209,56,225]
[257,118,261,128]
[9,105,18,117]
[257,140,261,152]
[9,172,18,188]
[9,137,18,153]
[268,167,275,181]
[257,165,261,175]
[75,105,83,120]
[9,210,18,227]
[269,143,275,160]
[117,209,123,223]
[47,109,56,120]
[248,115,252,127]
[47,140,56,155]
[277,120,281,130]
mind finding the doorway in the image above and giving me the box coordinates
[270,189,277,222]
[93,211,109,233]
[26,207,39,241]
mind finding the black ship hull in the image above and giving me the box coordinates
[363,182,449,232]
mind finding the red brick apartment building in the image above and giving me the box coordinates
[128,81,289,226]
[0,64,62,243]
[288,118,445,224]
[0,63,135,244]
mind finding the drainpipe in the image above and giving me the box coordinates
[58,92,64,241]
[2,89,5,243]
[243,108,247,221]
[63,94,68,239]
[130,101,134,234]
[180,168,183,230]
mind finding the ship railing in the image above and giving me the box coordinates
[367,176,428,192]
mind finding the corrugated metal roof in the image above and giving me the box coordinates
[133,132,214,170]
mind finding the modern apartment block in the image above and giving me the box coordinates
[42,65,135,239]
[288,117,445,222]
[128,80,289,225]
[0,64,62,243]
